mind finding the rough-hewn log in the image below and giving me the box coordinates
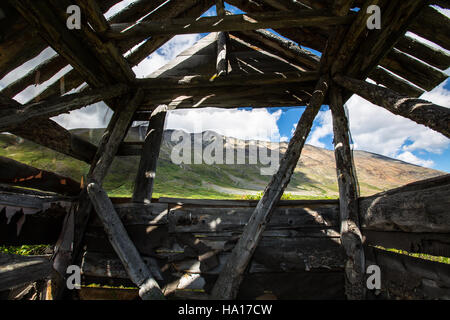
[133,105,168,203]
[137,71,319,90]
[210,76,329,300]
[0,156,81,196]
[408,6,450,51]
[0,253,53,291]
[334,74,450,138]
[216,0,225,16]
[359,174,450,233]
[329,84,365,300]
[87,182,165,299]
[0,84,129,132]
[107,10,353,40]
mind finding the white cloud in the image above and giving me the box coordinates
[165,108,283,142]
[306,110,332,148]
[396,151,434,168]
[52,102,112,130]
[307,80,450,168]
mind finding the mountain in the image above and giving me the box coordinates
[0,127,444,199]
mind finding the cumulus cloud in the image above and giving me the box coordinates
[307,80,450,168]
[165,108,283,142]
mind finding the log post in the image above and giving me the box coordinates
[334,74,450,139]
[210,76,329,299]
[87,182,165,300]
[329,84,365,300]
[216,31,229,77]
[132,105,168,203]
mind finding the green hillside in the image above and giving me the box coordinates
[0,127,444,199]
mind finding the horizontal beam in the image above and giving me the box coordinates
[0,156,81,196]
[0,84,129,132]
[334,74,450,138]
[359,174,450,233]
[107,10,353,39]
[136,71,319,90]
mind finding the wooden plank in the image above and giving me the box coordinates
[359,174,450,233]
[107,10,354,40]
[0,253,52,291]
[0,84,129,132]
[210,76,329,299]
[87,182,165,299]
[362,230,450,258]
[216,32,229,77]
[395,35,450,71]
[365,246,450,299]
[89,202,169,227]
[380,48,448,91]
[334,74,450,138]
[136,71,320,90]
[168,205,339,233]
[81,251,163,281]
[133,105,168,203]
[330,84,365,299]
[158,197,339,206]
[229,29,320,70]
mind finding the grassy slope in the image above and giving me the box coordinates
[0,128,444,199]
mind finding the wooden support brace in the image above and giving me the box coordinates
[329,84,366,300]
[216,32,229,77]
[334,74,450,139]
[210,76,330,299]
[133,105,168,203]
[87,182,165,299]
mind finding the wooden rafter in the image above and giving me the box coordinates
[107,10,354,40]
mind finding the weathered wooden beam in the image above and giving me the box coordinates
[216,0,226,16]
[87,182,165,299]
[395,35,450,71]
[75,0,110,33]
[216,32,229,77]
[107,10,354,40]
[133,105,168,203]
[329,84,365,300]
[368,67,425,98]
[137,71,319,90]
[408,5,450,51]
[210,76,329,300]
[0,253,53,291]
[1,95,97,164]
[229,29,320,70]
[359,174,450,233]
[334,74,450,138]
[0,84,129,132]
[0,156,81,196]
[380,48,448,91]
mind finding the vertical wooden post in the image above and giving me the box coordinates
[133,105,168,203]
[216,32,229,77]
[329,84,366,300]
[210,76,329,300]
